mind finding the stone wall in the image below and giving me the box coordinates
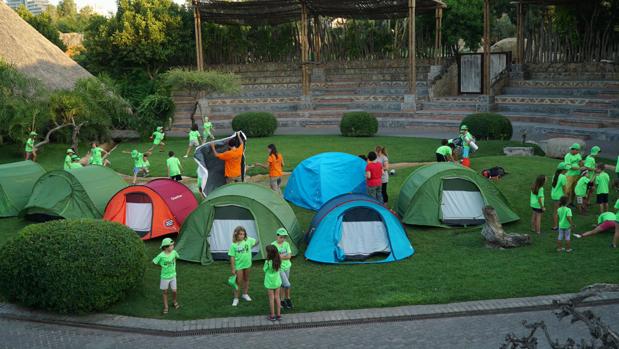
[429,63,458,98]
[525,62,619,80]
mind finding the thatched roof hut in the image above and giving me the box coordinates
[0,2,93,90]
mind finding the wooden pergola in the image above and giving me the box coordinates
[192,0,447,99]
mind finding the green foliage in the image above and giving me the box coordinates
[442,0,483,51]
[461,113,513,140]
[161,69,241,97]
[492,14,516,42]
[73,77,132,130]
[339,112,378,137]
[232,112,278,137]
[135,94,176,136]
[15,5,66,51]
[0,219,146,314]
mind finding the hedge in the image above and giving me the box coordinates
[460,113,513,140]
[340,111,378,137]
[0,219,146,314]
[232,112,278,137]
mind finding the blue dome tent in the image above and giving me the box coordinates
[305,194,414,264]
[284,152,366,211]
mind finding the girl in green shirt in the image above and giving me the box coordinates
[264,245,282,321]
[228,226,258,307]
[24,131,37,162]
[184,124,202,158]
[551,162,569,230]
[530,175,546,235]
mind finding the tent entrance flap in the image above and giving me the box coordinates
[338,207,390,261]
[441,178,485,226]
[125,193,153,237]
[208,205,260,260]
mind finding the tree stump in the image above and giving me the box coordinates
[481,206,531,248]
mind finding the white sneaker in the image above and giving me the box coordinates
[574,234,583,239]
[183,155,188,158]
[241,294,252,302]
[232,298,239,306]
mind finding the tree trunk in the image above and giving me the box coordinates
[71,122,86,149]
[481,206,531,248]
[34,123,71,149]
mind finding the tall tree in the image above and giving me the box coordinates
[57,0,78,18]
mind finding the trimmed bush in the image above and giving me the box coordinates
[460,113,513,140]
[340,112,378,137]
[0,219,146,314]
[232,112,277,137]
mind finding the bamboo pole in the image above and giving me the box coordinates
[482,0,490,95]
[313,15,321,63]
[300,2,309,97]
[193,2,203,71]
[516,3,525,64]
[408,0,416,95]
[434,6,442,65]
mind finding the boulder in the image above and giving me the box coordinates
[538,138,586,159]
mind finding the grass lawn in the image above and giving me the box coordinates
[0,136,617,320]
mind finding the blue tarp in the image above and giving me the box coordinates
[284,152,367,211]
[305,194,414,264]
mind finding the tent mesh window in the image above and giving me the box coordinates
[440,178,485,226]
[339,207,391,261]
[208,206,260,260]
[125,193,153,237]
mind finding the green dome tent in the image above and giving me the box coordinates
[176,183,302,265]
[396,163,519,227]
[23,166,127,220]
[0,161,46,217]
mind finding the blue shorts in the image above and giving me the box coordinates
[133,167,141,175]
[462,147,470,158]
[558,228,571,241]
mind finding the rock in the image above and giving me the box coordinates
[503,147,534,156]
[481,206,531,248]
[538,138,586,159]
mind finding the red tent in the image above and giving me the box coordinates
[103,179,198,240]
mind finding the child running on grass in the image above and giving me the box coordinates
[264,245,282,321]
[272,228,293,310]
[122,149,150,184]
[152,238,180,315]
[184,124,202,158]
[574,170,591,214]
[366,151,383,202]
[228,226,258,306]
[167,151,183,181]
[24,131,37,161]
[254,144,284,194]
[556,196,574,252]
[551,162,569,230]
[149,126,166,152]
[593,163,610,214]
[530,175,546,235]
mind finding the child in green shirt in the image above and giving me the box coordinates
[63,148,75,171]
[530,175,546,235]
[142,153,150,177]
[152,238,180,315]
[122,149,149,184]
[593,163,610,214]
[24,131,37,162]
[264,244,282,321]
[203,116,214,143]
[69,155,83,169]
[551,162,569,230]
[88,142,109,166]
[148,126,166,152]
[272,228,293,309]
[228,226,259,307]
[166,151,183,182]
[184,124,202,158]
[574,170,591,214]
[556,196,574,252]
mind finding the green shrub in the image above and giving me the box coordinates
[232,112,278,137]
[460,113,513,140]
[136,93,176,137]
[340,111,378,137]
[0,219,146,314]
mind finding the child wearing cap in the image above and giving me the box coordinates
[574,169,591,214]
[184,124,202,158]
[593,163,610,214]
[24,131,37,162]
[63,148,75,171]
[166,151,183,182]
[69,155,83,169]
[149,126,166,152]
[264,245,282,321]
[530,175,546,235]
[556,196,574,253]
[563,143,583,205]
[152,237,180,315]
[272,228,293,310]
[228,226,258,306]
[122,149,148,184]
[584,146,600,178]
[551,162,569,230]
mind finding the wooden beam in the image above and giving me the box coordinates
[300,2,310,97]
[313,15,321,63]
[483,0,491,95]
[408,0,416,95]
[193,4,203,71]
[434,6,442,65]
[516,3,525,64]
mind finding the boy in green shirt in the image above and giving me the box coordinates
[228,226,259,307]
[149,126,166,152]
[272,228,293,309]
[593,163,610,214]
[203,116,214,142]
[122,149,148,184]
[184,124,202,158]
[88,142,109,166]
[574,169,590,213]
[63,148,74,171]
[435,139,455,163]
[563,143,583,205]
[166,151,183,181]
[142,153,150,177]
[24,131,37,162]
[152,238,180,315]
[556,196,574,252]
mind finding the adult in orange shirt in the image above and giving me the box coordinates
[211,132,245,183]
[255,144,285,194]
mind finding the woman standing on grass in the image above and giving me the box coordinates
[254,144,284,194]
[375,145,389,204]
[530,175,546,235]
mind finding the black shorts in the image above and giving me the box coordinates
[597,193,609,204]
[436,153,447,162]
[171,175,182,181]
[532,208,543,213]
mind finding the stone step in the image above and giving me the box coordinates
[509,79,619,89]
[502,86,619,97]
[421,102,478,111]
[496,103,609,116]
